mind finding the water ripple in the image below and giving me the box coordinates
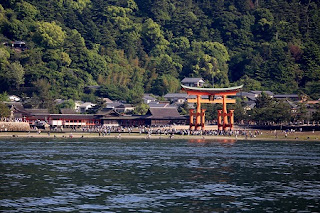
[1,139,320,212]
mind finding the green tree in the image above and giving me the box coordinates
[255,92,273,108]
[253,8,275,41]
[252,92,274,124]
[33,78,54,111]
[2,61,25,89]
[64,0,91,12]
[178,101,189,115]
[98,84,128,101]
[0,102,10,120]
[190,41,230,86]
[295,102,308,123]
[16,1,39,20]
[3,18,29,40]
[57,99,75,109]
[150,0,173,24]
[0,48,10,85]
[35,21,66,48]
[142,18,169,55]
[300,42,320,85]
[170,36,190,53]
[233,100,248,123]
[151,74,180,96]
[0,92,9,101]
[202,103,221,121]
[0,5,6,29]
[312,104,320,122]
[252,94,291,124]
[154,54,181,78]
[272,100,291,124]
[133,103,149,115]
[236,75,261,91]
[43,49,72,67]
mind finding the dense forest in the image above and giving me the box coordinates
[1,0,320,109]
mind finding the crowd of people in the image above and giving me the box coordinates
[45,125,267,139]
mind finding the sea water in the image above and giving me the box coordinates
[1,138,320,212]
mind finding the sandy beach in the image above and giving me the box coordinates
[1,130,320,141]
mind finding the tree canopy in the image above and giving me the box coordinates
[0,0,319,106]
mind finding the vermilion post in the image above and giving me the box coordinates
[189,109,194,130]
[217,110,222,131]
[222,95,228,130]
[201,109,206,130]
[229,109,234,130]
[196,95,201,130]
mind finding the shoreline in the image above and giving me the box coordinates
[1,130,320,142]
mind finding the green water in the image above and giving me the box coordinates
[1,139,320,212]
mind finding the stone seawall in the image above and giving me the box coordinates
[0,122,30,132]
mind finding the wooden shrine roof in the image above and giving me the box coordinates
[144,107,185,119]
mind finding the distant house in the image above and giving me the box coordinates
[77,102,96,113]
[181,78,204,87]
[164,93,188,104]
[4,41,27,51]
[85,85,100,90]
[286,100,298,114]
[143,94,157,104]
[106,101,123,109]
[243,101,256,111]
[12,41,26,48]
[75,101,84,110]
[274,94,299,101]
[301,100,320,120]
[236,92,257,101]
[54,99,65,105]
[236,91,274,101]
[250,91,274,98]
[84,85,101,93]
[103,98,113,104]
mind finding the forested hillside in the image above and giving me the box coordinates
[1,0,320,108]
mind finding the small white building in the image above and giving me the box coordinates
[181,78,205,87]
[9,95,21,102]
[77,102,96,113]
[143,94,157,104]
[103,98,113,104]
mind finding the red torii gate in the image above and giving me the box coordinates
[181,84,243,131]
